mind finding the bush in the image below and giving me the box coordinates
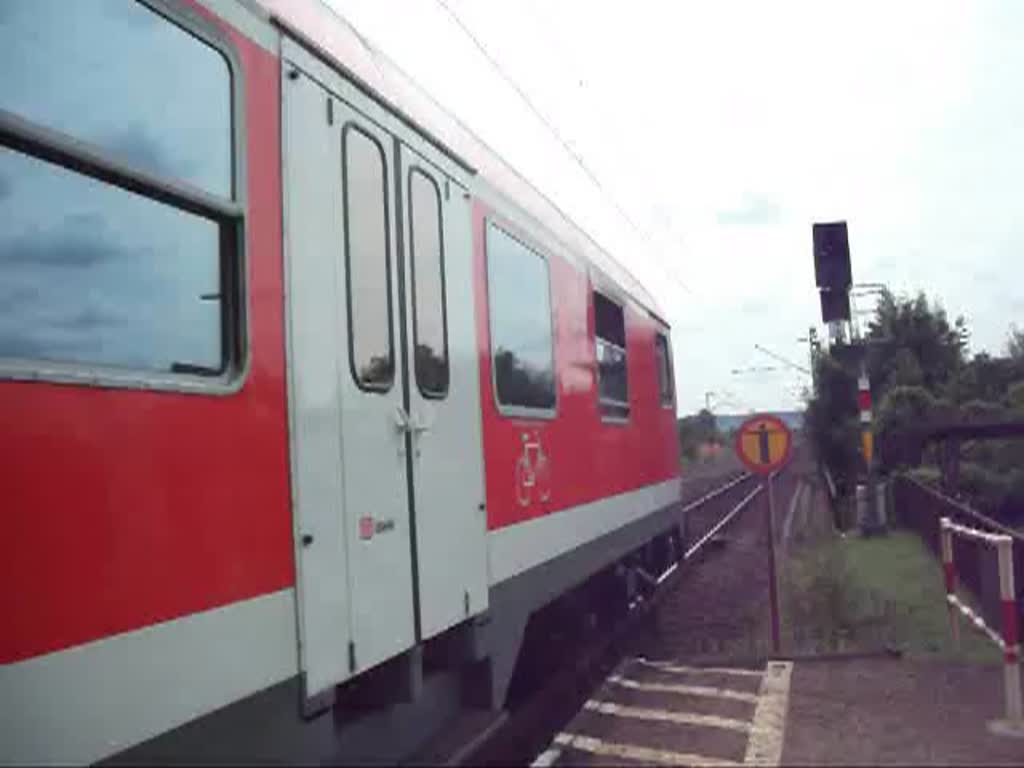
[1007,380,1024,412]
[959,398,1006,422]
[957,462,1011,510]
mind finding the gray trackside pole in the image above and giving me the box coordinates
[766,474,781,654]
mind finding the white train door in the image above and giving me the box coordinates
[284,67,414,698]
[398,145,488,640]
[283,44,487,702]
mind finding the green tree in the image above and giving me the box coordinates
[677,408,723,462]
[948,353,1024,405]
[865,290,966,398]
[806,289,1024,524]
[1007,325,1024,360]
[874,386,939,471]
[805,355,860,494]
[1007,381,1024,412]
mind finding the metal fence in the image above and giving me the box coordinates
[893,475,1024,631]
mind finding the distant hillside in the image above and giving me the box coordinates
[715,411,803,433]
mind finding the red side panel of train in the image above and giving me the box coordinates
[1,1,294,665]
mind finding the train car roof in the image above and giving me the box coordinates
[250,0,665,322]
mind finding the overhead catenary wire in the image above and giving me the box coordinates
[432,0,698,300]
[431,1,785,414]
[753,344,811,376]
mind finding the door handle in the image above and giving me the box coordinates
[393,406,411,458]
[409,411,433,436]
[393,406,411,434]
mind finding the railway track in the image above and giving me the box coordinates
[417,466,789,767]
[525,455,806,767]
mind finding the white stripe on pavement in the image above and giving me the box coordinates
[633,658,765,678]
[530,746,562,767]
[555,732,740,767]
[584,699,752,733]
[607,674,759,703]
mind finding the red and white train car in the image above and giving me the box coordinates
[0,0,682,762]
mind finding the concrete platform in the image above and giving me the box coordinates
[783,657,1024,766]
[536,657,787,767]
[535,656,1024,766]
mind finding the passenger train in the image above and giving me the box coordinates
[0,0,683,762]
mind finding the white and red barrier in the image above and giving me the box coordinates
[940,517,1023,734]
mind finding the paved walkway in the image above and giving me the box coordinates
[538,656,1024,766]
[783,657,1024,765]
[535,657,791,767]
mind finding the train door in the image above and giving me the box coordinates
[283,65,414,698]
[397,145,488,640]
[282,43,488,701]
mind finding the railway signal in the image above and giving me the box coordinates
[812,221,852,324]
[734,414,792,653]
[809,222,887,536]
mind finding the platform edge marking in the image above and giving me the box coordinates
[743,660,793,766]
[557,732,740,767]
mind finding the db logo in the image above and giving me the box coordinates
[515,430,551,507]
[359,516,395,540]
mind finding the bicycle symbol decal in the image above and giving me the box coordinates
[515,430,551,507]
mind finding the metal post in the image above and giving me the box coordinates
[998,538,1022,724]
[766,476,781,654]
[940,518,960,651]
[858,361,880,535]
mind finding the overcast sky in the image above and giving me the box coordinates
[324,0,1024,415]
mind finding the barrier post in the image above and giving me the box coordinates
[940,518,960,651]
[998,537,1022,724]
[941,518,1024,736]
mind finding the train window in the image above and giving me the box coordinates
[655,332,675,407]
[0,0,242,387]
[409,168,449,397]
[0,148,222,372]
[343,125,394,392]
[486,223,556,413]
[594,291,629,420]
[0,0,232,198]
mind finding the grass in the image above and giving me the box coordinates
[781,529,1001,664]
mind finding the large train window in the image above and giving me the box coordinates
[485,223,556,414]
[0,0,242,388]
[655,332,675,408]
[409,168,449,398]
[594,291,629,420]
[342,125,394,392]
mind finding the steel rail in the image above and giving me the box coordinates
[683,484,763,562]
[445,469,772,767]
